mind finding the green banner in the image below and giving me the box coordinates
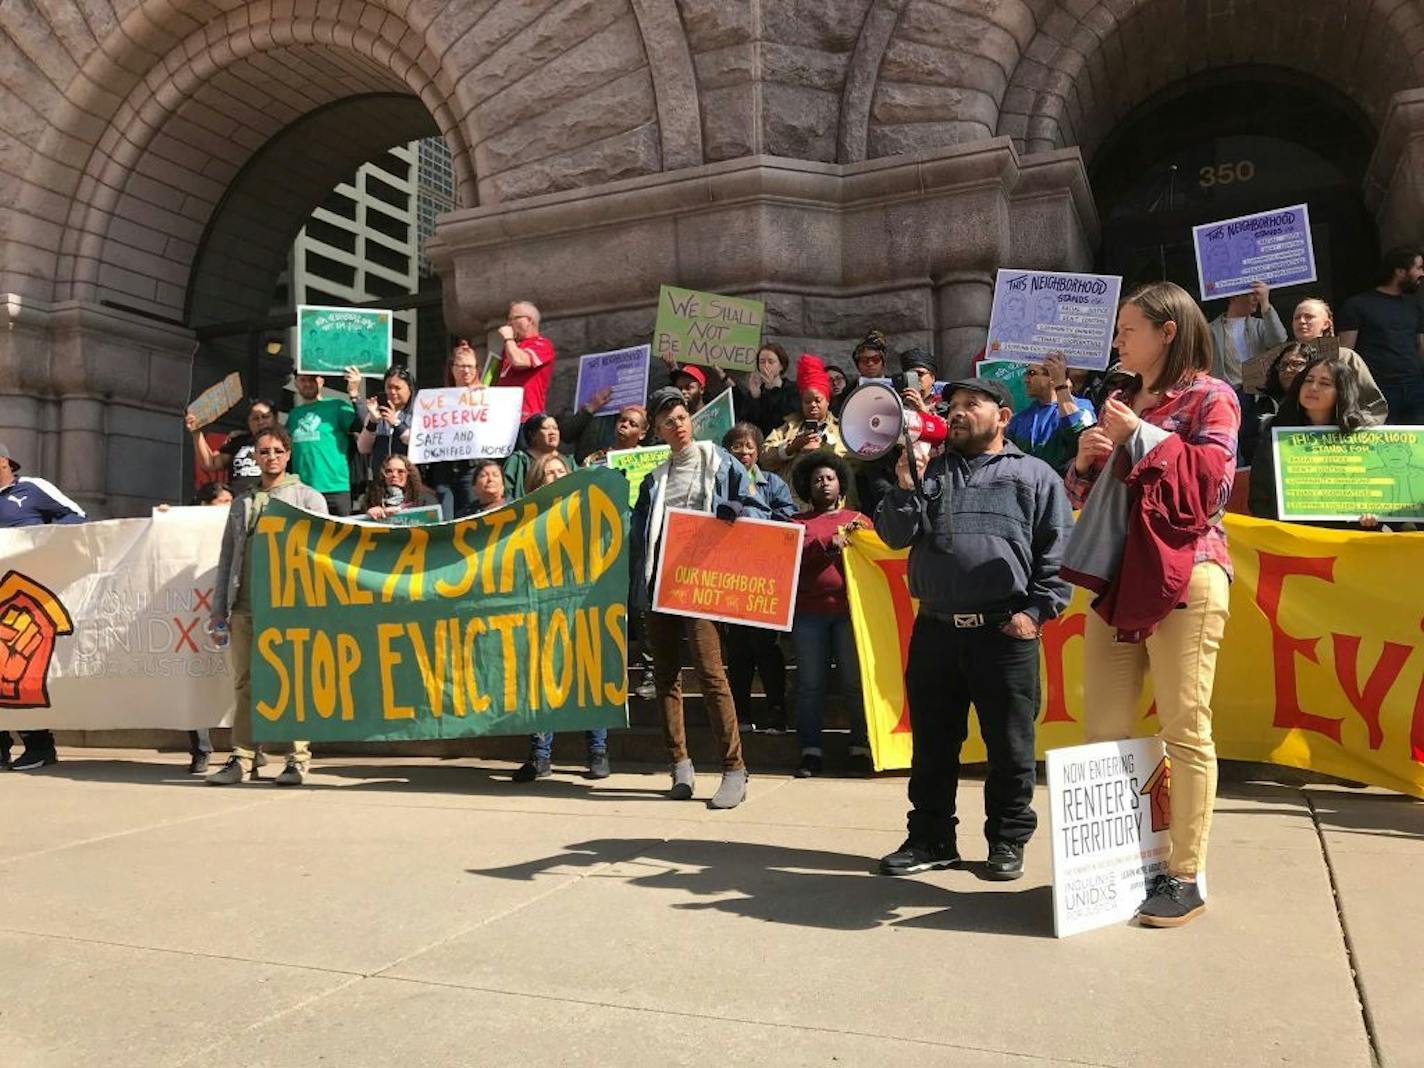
[248,467,631,741]
[976,359,1031,413]
[692,388,735,444]
[1273,425,1424,521]
[298,305,393,376]
[606,445,669,507]
[652,286,764,372]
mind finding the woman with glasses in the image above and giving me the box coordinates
[424,341,483,520]
[360,455,439,521]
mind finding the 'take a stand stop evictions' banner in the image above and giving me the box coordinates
[248,468,631,742]
[844,518,1424,798]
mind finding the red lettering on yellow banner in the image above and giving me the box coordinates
[1039,612,1084,723]
[1331,633,1413,751]
[872,556,914,734]
[1255,551,1344,744]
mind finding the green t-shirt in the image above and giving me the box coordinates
[288,398,357,493]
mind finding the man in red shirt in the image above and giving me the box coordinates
[495,300,556,418]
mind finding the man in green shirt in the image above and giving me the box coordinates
[289,367,362,515]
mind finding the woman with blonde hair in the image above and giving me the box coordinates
[1062,281,1241,928]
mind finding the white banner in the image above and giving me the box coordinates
[0,508,233,730]
[409,386,523,463]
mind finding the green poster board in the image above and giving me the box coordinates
[692,388,735,444]
[297,305,394,376]
[607,444,671,508]
[1273,425,1424,521]
[652,286,764,373]
[975,359,1031,413]
[248,468,631,742]
[381,505,444,527]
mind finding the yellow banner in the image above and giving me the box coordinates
[844,517,1424,798]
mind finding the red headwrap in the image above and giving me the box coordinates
[795,353,831,400]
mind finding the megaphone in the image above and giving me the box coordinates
[839,382,949,461]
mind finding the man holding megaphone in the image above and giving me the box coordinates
[871,378,1074,882]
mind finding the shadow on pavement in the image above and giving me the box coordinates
[467,837,1055,937]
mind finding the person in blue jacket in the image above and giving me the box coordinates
[0,442,85,771]
[630,389,770,809]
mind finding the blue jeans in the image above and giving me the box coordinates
[792,612,868,753]
[530,730,608,761]
[1380,379,1424,424]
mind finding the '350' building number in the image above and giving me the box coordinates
[1199,161,1256,187]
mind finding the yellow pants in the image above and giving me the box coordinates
[1082,564,1230,879]
[229,610,310,773]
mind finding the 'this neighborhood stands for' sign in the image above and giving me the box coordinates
[652,286,765,373]
[652,508,804,631]
[985,269,1122,370]
[408,386,524,464]
[296,305,393,376]
[1273,426,1424,522]
[1192,203,1317,301]
[248,468,631,743]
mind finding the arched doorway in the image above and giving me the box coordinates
[1092,66,1378,312]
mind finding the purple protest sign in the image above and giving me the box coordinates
[574,344,651,416]
[1192,203,1316,302]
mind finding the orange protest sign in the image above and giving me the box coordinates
[652,508,804,630]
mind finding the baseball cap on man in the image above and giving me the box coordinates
[0,443,20,471]
[942,378,1014,409]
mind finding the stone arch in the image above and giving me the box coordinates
[998,0,1424,162]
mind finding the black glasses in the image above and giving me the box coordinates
[256,447,288,456]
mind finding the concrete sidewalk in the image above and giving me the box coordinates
[1,750,1418,1067]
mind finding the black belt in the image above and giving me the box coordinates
[919,609,1013,629]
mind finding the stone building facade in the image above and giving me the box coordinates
[3,0,1424,512]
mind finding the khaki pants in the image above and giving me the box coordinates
[229,610,311,773]
[1082,564,1229,878]
[646,612,744,771]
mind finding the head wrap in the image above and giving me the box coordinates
[796,353,831,400]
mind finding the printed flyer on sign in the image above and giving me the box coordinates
[1193,203,1317,301]
[408,386,523,463]
[1272,425,1424,522]
[1047,738,1176,938]
[574,345,651,415]
[606,445,670,508]
[985,269,1121,370]
[296,305,394,376]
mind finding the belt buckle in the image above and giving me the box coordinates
[952,613,984,628]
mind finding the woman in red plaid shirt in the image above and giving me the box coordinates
[1064,281,1241,929]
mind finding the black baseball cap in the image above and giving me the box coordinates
[943,377,1014,409]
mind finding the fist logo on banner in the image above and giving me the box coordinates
[0,570,75,709]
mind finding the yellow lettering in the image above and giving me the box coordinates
[255,627,289,721]
[312,522,353,607]
[434,521,480,598]
[501,504,548,591]
[378,622,413,719]
[255,515,287,608]
[285,628,310,722]
[479,509,517,594]
[575,606,601,706]
[345,525,379,605]
[542,609,573,709]
[526,610,541,711]
[462,617,491,713]
[337,633,359,720]
[546,494,586,586]
[487,613,523,710]
[310,632,336,719]
[588,486,624,583]
[382,528,429,602]
[280,521,319,609]
[447,616,466,717]
[408,620,447,717]
[603,604,628,704]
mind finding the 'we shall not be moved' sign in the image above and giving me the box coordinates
[653,286,764,373]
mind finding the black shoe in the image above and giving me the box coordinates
[11,749,58,771]
[794,753,822,778]
[0,751,10,771]
[586,751,611,779]
[985,840,1025,881]
[511,758,552,783]
[1137,875,1205,928]
[188,753,210,775]
[845,750,874,778]
[878,838,959,876]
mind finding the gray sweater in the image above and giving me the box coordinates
[873,443,1074,624]
[213,475,330,620]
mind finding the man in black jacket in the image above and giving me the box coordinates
[873,379,1074,881]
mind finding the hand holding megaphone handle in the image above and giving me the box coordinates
[902,424,926,497]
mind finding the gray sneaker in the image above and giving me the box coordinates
[669,758,695,800]
[273,758,307,786]
[206,756,244,786]
[709,768,748,810]
[635,672,657,700]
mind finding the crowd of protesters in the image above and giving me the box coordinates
[6,247,1424,931]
